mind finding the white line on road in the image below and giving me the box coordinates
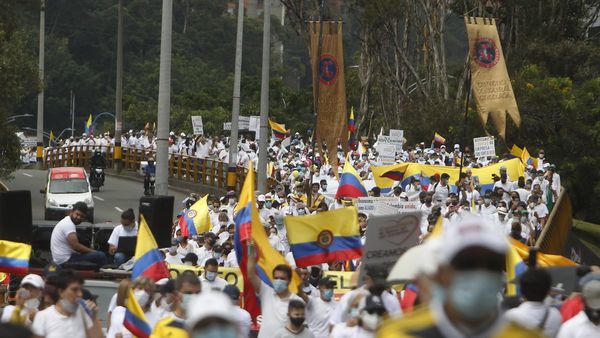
[93,196,105,201]
[115,207,124,212]
[22,173,33,177]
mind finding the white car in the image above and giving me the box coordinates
[42,167,95,222]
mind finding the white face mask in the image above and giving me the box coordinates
[24,298,40,310]
[134,289,150,307]
[160,297,174,312]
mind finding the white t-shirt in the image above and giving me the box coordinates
[50,216,78,264]
[225,250,239,268]
[234,306,252,338]
[106,306,132,338]
[557,310,600,338]
[533,203,549,219]
[165,253,183,265]
[200,275,229,291]
[257,281,302,338]
[32,305,93,338]
[306,297,337,338]
[107,223,138,248]
[504,301,562,338]
[0,305,32,325]
[329,287,401,326]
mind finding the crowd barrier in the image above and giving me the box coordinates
[43,145,277,192]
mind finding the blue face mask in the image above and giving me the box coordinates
[192,325,237,338]
[322,289,334,301]
[272,279,289,294]
[214,253,222,260]
[448,270,502,321]
[265,202,272,209]
[205,271,218,281]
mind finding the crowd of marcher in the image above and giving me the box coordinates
[5,127,598,338]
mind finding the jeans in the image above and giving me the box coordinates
[68,251,107,268]
[113,252,131,267]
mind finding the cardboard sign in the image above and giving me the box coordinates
[191,116,204,135]
[389,129,404,140]
[377,144,396,165]
[223,122,232,131]
[397,200,420,211]
[238,116,250,130]
[361,212,422,274]
[378,134,403,152]
[473,136,495,158]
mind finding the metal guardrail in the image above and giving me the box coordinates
[43,145,273,192]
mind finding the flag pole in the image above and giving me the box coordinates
[457,68,471,182]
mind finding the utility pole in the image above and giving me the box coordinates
[36,0,45,169]
[114,0,124,173]
[70,90,75,138]
[257,0,271,192]
[227,0,245,191]
[155,0,173,196]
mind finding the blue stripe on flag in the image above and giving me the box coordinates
[290,236,362,259]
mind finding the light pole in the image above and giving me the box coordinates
[227,0,245,191]
[36,0,46,169]
[155,0,173,196]
[257,0,271,193]
[114,0,124,173]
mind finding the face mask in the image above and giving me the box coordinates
[290,316,305,327]
[228,198,236,206]
[349,307,360,318]
[192,325,238,338]
[297,209,306,215]
[265,202,272,209]
[322,289,334,301]
[182,294,194,310]
[176,236,183,242]
[360,312,381,331]
[272,279,289,294]
[205,271,217,281]
[322,185,327,190]
[448,270,502,321]
[59,299,78,314]
[528,202,535,208]
[160,297,173,312]
[214,253,222,259]
[24,298,40,310]
[134,289,150,307]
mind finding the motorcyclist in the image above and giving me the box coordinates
[89,150,106,185]
[144,157,156,195]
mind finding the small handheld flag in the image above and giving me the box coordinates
[336,161,368,199]
[124,289,151,338]
[268,119,289,140]
[0,240,31,275]
[132,215,170,281]
[85,114,93,136]
[49,130,56,147]
[179,195,211,237]
[433,132,446,144]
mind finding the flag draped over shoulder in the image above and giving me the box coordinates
[336,161,368,199]
[179,195,211,237]
[465,17,520,139]
[269,119,288,140]
[234,161,301,325]
[284,207,362,267]
[132,215,170,281]
[310,21,348,175]
[124,289,151,338]
[0,240,31,275]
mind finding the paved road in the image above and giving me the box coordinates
[5,168,189,224]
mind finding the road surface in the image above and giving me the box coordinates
[5,168,189,224]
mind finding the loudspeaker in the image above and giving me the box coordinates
[0,190,32,243]
[139,195,174,248]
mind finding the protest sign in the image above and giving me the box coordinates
[361,212,422,279]
[389,129,404,140]
[238,116,250,130]
[223,122,232,130]
[377,144,396,165]
[357,197,401,216]
[397,200,420,211]
[378,134,403,153]
[473,136,496,158]
[191,116,204,135]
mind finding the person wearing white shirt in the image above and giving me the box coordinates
[557,279,600,338]
[223,285,252,338]
[199,258,229,291]
[225,248,239,268]
[194,137,210,159]
[195,237,216,265]
[164,246,183,265]
[107,209,138,266]
[31,270,103,338]
[0,274,45,326]
[303,277,338,338]
[504,269,562,338]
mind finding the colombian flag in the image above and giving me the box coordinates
[179,195,211,237]
[132,215,170,281]
[84,114,93,135]
[234,161,301,324]
[284,207,362,267]
[510,144,523,158]
[506,238,527,296]
[521,147,537,169]
[124,289,151,338]
[348,107,357,150]
[335,161,368,199]
[269,119,288,140]
[371,163,408,195]
[433,132,446,144]
[0,240,31,275]
[49,130,56,147]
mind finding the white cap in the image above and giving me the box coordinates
[180,132,186,137]
[21,274,44,289]
[156,278,170,286]
[257,194,266,202]
[438,215,507,264]
[186,291,237,329]
[454,144,460,149]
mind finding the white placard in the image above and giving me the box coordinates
[238,116,250,130]
[249,116,260,132]
[191,116,204,135]
[473,136,496,158]
[378,134,403,152]
[223,122,232,131]
[357,197,401,216]
[377,144,396,165]
[389,129,404,140]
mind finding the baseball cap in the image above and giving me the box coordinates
[582,280,600,310]
[223,284,241,300]
[438,216,507,264]
[257,194,266,202]
[186,292,237,329]
[318,276,336,288]
[21,274,44,289]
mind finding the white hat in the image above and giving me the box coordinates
[583,280,600,310]
[156,278,170,286]
[257,194,266,202]
[454,144,460,149]
[180,132,186,137]
[186,291,237,329]
[438,215,507,264]
[21,274,44,289]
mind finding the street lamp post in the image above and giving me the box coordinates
[36,0,46,169]
[257,0,271,193]
[114,0,124,173]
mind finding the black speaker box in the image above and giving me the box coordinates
[139,195,174,248]
[0,190,32,243]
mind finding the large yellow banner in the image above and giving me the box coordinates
[465,17,520,139]
[309,21,348,174]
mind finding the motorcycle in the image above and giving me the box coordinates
[90,167,104,192]
[145,173,156,196]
